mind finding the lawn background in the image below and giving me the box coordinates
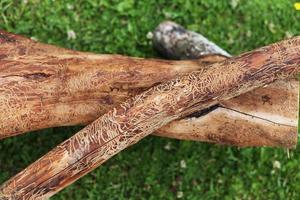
[0,0,300,199]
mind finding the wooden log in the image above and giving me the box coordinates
[0,30,297,148]
[1,36,300,199]
[0,30,221,138]
[152,21,298,147]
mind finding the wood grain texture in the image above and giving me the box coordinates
[0,30,206,138]
[156,80,298,147]
[0,30,297,148]
[1,36,300,199]
[152,21,298,148]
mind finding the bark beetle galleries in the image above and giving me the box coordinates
[1,36,300,199]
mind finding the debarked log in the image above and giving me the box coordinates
[0,30,298,148]
[0,30,222,138]
[1,36,300,199]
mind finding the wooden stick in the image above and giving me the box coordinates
[152,21,298,147]
[1,36,300,199]
[0,30,297,148]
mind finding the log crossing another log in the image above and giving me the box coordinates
[0,30,297,148]
[152,21,299,148]
[1,35,300,199]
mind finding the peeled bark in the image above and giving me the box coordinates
[153,21,298,147]
[1,36,300,199]
[0,30,298,148]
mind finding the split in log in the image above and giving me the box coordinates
[1,36,300,199]
[0,30,298,148]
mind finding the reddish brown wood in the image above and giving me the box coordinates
[0,30,221,138]
[1,36,300,199]
[0,30,297,148]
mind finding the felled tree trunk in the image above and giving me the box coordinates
[152,21,298,147]
[1,36,300,200]
[0,30,298,148]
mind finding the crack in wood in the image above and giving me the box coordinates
[0,72,52,80]
[183,104,294,127]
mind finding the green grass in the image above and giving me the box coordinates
[0,0,300,199]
